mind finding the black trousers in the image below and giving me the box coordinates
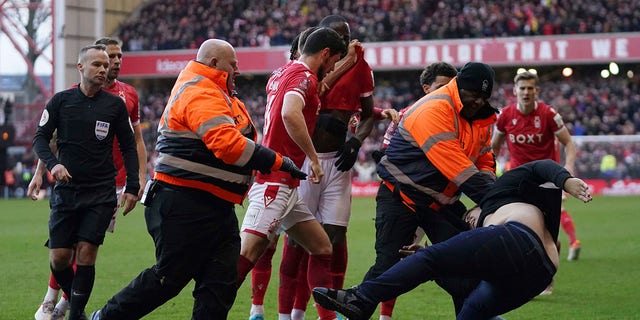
[363,183,473,313]
[360,222,556,319]
[100,182,241,320]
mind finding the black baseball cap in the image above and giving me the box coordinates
[456,62,495,99]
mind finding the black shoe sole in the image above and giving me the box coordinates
[312,290,367,320]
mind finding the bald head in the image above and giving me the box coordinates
[196,39,239,91]
[197,39,234,64]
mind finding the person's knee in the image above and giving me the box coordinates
[306,236,332,255]
[323,224,346,245]
[49,249,73,270]
[155,269,190,298]
[240,232,269,262]
[75,241,99,265]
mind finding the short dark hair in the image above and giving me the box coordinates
[319,15,347,28]
[420,62,457,86]
[94,37,121,46]
[297,26,319,55]
[78,44,106,63]
[301,27,347,57]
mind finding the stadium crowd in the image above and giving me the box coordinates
[9,72,637,196]
[4,1,640,197]
[117,0,640,51]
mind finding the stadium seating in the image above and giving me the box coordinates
[116,0,640,51]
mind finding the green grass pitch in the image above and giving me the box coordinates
[1,195,638,319]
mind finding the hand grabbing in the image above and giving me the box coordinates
[280,156,307,180]
[335,137,361,172]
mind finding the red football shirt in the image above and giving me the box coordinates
[495,101,565,168]
[257,61,320,186]
[321,46,374,112]
[104,80,140,186]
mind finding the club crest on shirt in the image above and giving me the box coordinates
[263,184,279,207]
[512,118,517,126]
[267,218,280,235]
[118,90,127,103]
[534,116,541,128]
[95,121,110,140]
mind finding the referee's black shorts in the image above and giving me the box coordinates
[48,183,117,248]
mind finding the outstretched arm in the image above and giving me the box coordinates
[563,177,592,203]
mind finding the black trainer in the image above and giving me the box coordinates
[312,287,375,320]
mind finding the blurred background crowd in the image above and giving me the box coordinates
[3,0,640,196]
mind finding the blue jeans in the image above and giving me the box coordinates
[359,221,556,319]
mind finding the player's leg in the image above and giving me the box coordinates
[249,235,279,320]
[291,253,309,320]
[379,298,396,320]
[278,160,323,319]
[34,273,60,320]
[314,157,352,290]
[284,205,334,320]
[51,260,76,320]
[239,183,291,287]
[289,227,347,320]
[561,207,581,260]
[278,237,306,319]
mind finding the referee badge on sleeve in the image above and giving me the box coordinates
[95,121,110,140]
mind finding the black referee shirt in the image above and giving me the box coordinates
[33,86,139,194]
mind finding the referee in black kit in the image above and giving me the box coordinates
[32,44,140,320]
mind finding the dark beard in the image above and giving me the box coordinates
[317,65,326,81]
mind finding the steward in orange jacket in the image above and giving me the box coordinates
[154,60,304,204]
[378,71,497,210]
[366,62,498,315]
[94,39,305,320]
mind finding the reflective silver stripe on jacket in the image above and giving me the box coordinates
[380,157,460,205]
[156,152,253,185]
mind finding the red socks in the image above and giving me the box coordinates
[560,210,578,244]
[251,245,276,305]
[330,240,348,289]
[48,272,61,290]
[237,254,255,288]
[293,253,310,311]
[278,239,305,314]
[308,253,334,320]
[380,298,397,317]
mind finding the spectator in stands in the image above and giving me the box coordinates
[116,0,640,51]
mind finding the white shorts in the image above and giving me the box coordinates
[107,186,124,233]
[242,182,316,241]
[298,152,352,227]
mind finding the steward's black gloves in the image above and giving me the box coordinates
[371,149,385,164]
[335,137,362,171]
[280,156,307,180]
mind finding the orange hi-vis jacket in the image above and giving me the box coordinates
[154,61,263,204]
[378,77,496,208]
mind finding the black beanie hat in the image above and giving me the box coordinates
[456,62,495,99]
